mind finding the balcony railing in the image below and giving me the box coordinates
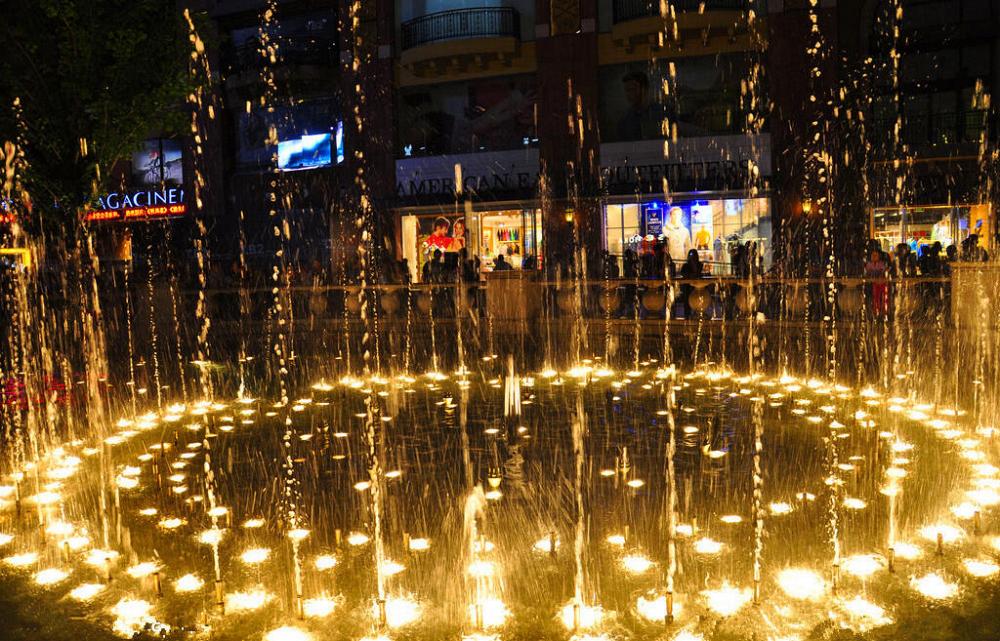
[400,7,520,51]
[613,0,751,22]
[224,34,337,75]
[872,110,987,146]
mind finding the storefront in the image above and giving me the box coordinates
[604,196,772,273]
[871,204,992,253]
[400,205,543,280]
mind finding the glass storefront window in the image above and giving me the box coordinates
[871,204,990,254]
[401,208,542,280]
[604,197,771,273]
[604,204,641,257]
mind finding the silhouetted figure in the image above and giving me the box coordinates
[679,249,703,318]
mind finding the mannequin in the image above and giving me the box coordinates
[663,206,692,264]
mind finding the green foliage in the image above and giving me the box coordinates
[0,0,202,226]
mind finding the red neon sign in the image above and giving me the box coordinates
[85,203,187,223]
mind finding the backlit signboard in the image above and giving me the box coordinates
[85,187,186,223]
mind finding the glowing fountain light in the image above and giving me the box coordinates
[158,517,186,530]
[701,583,752,617]
[288,528,311,542]
[303,596,338,618]
[534,535,561,553]
[111,598,155,638]
[606,534,626,547]
[842,554,883,579]
[841,596,892,630]
[382,559,406,577]
[34,568,69,586]
[69,583,105,601]
[264,626,313,641]
[636,593,682,622]
[84,548,118,568]
[769,502,793,516]
[777,568,825,601]
[560,602,603,629]
[226,589,273,612]
[314,554,337,571]
[0,533,13,546]
[893,541,923,560]
[409,538,431,551]
[5,552,38,568]
[963,558,1000,578]
[952,503,979,520]
[673,630,705,641]
[126,562,160,579]
[347,532,370,546]
[468,560,496,578]
[378,595,421,628]
[46,521,74,538]
[242,518,265,529]
[174,574,204,593]
[693,537,723,555]
[241,548,271,565]
[911,573,958,600]
[622,554,654,574]
[919,524,964,545]
[198,528,224,546]
[469,596,509,628]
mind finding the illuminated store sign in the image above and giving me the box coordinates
[85,188,186,222]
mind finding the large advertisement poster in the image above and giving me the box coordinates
[397,75,536,157]
[598,55,747,143]
[420,215,468,255]
[132,139,183,188]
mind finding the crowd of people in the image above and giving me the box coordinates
[864,235,988,315]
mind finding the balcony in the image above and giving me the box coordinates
[608,0,759,57]
[613,0,751,21]
[401,7,520,50]
[399,7,526,80]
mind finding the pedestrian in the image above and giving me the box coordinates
[865,247,889,316]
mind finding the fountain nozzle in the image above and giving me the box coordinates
[377,597,387,629]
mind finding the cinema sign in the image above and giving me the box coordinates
[85,187,187,223]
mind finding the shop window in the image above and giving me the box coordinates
[401,208,541,279]
[605,204,640,257]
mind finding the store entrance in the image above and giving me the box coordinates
[477,209,542,271]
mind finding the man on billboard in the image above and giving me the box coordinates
[618,72,667,142]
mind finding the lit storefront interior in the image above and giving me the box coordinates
[871,204,992,253]
[604,196,772,272]
[400,207,542,280]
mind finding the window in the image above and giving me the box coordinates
[605,204,640,256]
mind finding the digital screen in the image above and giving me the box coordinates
[278,131,334,171]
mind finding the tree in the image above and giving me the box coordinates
[0,0,203,231]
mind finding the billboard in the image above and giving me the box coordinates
[599,55,748,143]
[397,75,536,157]
[237,100,342,168]
[132,139,183,188]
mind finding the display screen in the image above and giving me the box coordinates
[278,132,332,171]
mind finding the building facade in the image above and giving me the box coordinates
[195,0,997,278]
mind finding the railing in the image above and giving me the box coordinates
[224,34,338,74]
[871,110,987,146]
[400,7,520,51]
[612,0,752,22]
